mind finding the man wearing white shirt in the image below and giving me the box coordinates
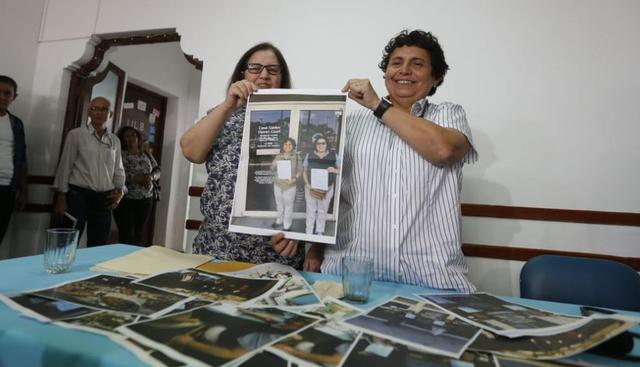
[53,97,125,247]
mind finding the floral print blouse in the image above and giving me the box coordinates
[191,107,304,268]
[122,151,159,200]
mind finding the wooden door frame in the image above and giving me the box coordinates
[60,29,202,156]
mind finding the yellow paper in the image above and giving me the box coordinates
[92,245,213,276]
[197,261,256,273]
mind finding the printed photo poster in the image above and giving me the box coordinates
[229,89,347,245]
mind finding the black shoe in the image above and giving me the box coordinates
[283,227,291,231]
[271,222,282,229]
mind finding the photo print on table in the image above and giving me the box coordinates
[118,304,318,367]
[0,293,97,322]
[469,314,639,360]
[31,274,189,317]
[268,321,359,367]
[220,262,323,308]
[417,293,588,338]
[229,89,347,245]
[344,296,481,359]
[342,332,498,367]
[135,268,281,304]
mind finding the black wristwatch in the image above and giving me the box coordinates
[373,97,392,119]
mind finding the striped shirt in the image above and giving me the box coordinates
[322,98,478,293]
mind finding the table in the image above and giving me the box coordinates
[1,245,638,366]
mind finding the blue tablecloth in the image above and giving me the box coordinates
[0,245,637,366]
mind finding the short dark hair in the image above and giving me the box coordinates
[281,137,297,151]
[116,126,143,150]
[228,42,292,89]
[0,75,18,95]
[378,30,449,96]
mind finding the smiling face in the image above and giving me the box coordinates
[315,138,328,154]
[384,46,439,108]
[243,49,282,89]
[282,140,294,153]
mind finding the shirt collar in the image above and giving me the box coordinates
[86,123,111,142]
[410,96,429,117]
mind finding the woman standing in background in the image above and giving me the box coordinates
[114,126,160,246]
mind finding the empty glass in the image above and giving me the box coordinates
[43,228,79,273]
[342,256,374,303]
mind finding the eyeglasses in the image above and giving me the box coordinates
[246,63,282,75]
[89,106,110,112]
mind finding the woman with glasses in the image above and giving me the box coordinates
[113,126,160,246]
[303,135,339,236]
[181,43,303,266]
[270,137,301,231]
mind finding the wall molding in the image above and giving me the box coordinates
[462,203,640,226]
[183,217,640,270]
[27,182,640,227]
[26,182,640,269]
[462,243,640,270]
[187,186,640,226]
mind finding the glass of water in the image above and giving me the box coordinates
[43,228,79,273]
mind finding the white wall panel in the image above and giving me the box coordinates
[39,0,99,41]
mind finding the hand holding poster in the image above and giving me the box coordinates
[229,89,347,244]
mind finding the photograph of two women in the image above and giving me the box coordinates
[229,90,347,244]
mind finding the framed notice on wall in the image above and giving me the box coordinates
[229,89,347,245]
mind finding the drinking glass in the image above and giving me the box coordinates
[43,228,79,273]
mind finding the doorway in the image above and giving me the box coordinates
[59,29,202,249]
[118,82,168,245]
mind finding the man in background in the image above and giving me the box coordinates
[0,75,27,245]
[53,96,125,247]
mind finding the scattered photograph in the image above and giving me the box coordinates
[418,293,587,338]
[298,297,362,322]
[118,305,317,367]
[495,356,584,366]
[221,262,322,308]
[31,274,189,317]
[229,89,347,245]
[118,337,187,367]
[342,332,498,367]
[58,310,139,337]
[344,296,480,359]
[135,268,281,304]
[470,315,638,360]
[0,293,97,322]
[165,299,215,315]
[235,350,289,367]
[269,321,359,367]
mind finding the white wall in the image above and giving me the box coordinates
[3,0,639,296]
